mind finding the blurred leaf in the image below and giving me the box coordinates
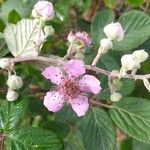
[4,19,45,57]
[113,11,150,51]
[8,9,21,24]
[91,9,115,47]
[104,0,118,8]
[82,107,116,150]
[110,97,150,143]
[65,129,85,150]
[0,38,9,58]
[55,105,79,124]
[1,0,31,21]
[5,127,63,150]
[0,98,28,132]
[133,140,150,150]
[126,0,145,7]
[120,138,133,150]
[0,19,5,32]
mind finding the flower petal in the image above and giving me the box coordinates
[79,75,102,94]
[44,91,64,112]
[42,66,63,85]
[64,59,85,78]
[70,95,89,117]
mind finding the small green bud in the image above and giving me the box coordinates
[6,89,19,101]
[75,52,85,60]
[113,79,123,91]
[7,75,23,90]
[110,92,122,102]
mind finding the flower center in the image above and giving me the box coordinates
[62,79,80,99]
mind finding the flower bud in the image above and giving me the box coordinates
[6,89,19,101]
[7,75,23,90]
[113,79,123,91]
[121,54,140,70]
[0,58,12,69]
[75,52,85,60]
[100,38,113,50]
[67,31,91,47]
[44,25,55,36]
[32,1,54,21]
[104,22,124,41]
[133,49,149,63]
[110,92,122,102]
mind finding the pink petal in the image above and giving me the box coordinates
[42,66,63,85]
[44,91,64,112]
[64,59,85,78]
[79,75,102,94]
[70,95,89,117]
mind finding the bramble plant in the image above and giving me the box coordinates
[0,0,150,149]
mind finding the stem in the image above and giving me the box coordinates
[1,134,5,150]
[90,100,111,108]
[7,55,150,80]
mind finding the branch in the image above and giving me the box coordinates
[9,55,150,80]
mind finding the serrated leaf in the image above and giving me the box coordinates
[110,97,150,143]
[4,19,45,57]
[113,11,150,51]
[0,98,28,131]
[55,105,79,124]
[5,127,63,150]
[82,107,116,150]
[91,9,115,47]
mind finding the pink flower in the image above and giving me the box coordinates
[67,31,91,46]
[32,1,54,20]
[42,59,101,117]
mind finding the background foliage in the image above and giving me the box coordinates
[0,0,150,149]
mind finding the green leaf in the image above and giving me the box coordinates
[82,107,116,150]
[104,0,118,8]
[5,127,63,150]
[110,97,150,143]
[8,9,21,24]
[113,11,150,51]
[0,98,28,132]
[4,19,45,57]
[55,105,78,124]
[91,9,115,47]
[126,0,144,7]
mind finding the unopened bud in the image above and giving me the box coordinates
[44,25,55,36]
[113,79,123,91]
[6,89,19,101]
[7,75,23,90]
[110,92,122,102]
[75,52,85,60]
[100,38,113,50]
[0,58,12,69]
[121,54,140,70]
[133,50,149,63]
[104,22,124,41]
[32,1,54,21]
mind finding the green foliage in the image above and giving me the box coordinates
[82,107,116,150]
[8,9,21,24]
[126,0,145,7]
[110,97,150,143]
[104,0,118,8]
[0,98,28,132]
[5,127,63,150]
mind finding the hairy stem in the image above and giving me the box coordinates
[9,55,150,80]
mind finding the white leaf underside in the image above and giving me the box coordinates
[4,19,45,57]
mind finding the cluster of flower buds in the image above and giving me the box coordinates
[6,75,23,101]
[120,49,149,76]
[92,22,124,66]
[66,31,91,60]
[32,1,54,21]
